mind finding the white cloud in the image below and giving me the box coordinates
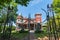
[30,0,42,6]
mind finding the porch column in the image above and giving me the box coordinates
[34,23,36,31]
[27,24,28,29]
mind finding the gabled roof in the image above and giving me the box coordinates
[17,15,23,19]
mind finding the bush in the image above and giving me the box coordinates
[19,30,29,33]
[35,30,43,33]
[0,26,2,32]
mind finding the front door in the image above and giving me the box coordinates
[30,24,34,30]
[31,26,34,30]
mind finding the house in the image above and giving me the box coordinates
[16,13,42,31]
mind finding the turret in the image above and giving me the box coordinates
[16,13,23,24]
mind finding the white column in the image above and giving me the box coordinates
[27,24,28,29]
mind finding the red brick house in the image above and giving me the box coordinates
[16,13,42,31]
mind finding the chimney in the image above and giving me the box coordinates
[35,13,42,23]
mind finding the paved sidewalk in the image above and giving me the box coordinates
[22,30,37,40]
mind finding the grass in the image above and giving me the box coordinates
[34,27,48,38]
[11,30,29,39]
[34,32,48,38]
[0,29,29,40]
[34,27,60,38]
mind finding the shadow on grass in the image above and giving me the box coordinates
[11,30,29,40]
[34,30,48,38]
[0,30,29,40]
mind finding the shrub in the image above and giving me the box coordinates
[19,30,29,33]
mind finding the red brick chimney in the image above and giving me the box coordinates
[35,13,42,23]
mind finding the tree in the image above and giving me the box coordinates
[0,0,31,24]
[0,0,30,9]
[52,0,60,29]
[0,0,31,40]
[52,0,60,13]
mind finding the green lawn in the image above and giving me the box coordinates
[34,32,48,38]
[34,31,60,38]
[11,31,28,39]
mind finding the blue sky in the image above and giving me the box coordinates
[17,0,53,21]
